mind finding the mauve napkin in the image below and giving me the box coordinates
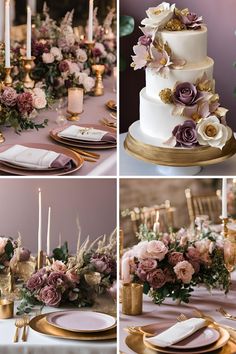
[0,145,73,170]
[146,318,206,348]
[58,125,116,143]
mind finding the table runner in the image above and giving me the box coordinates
[120,272,236,354]
[0,78,116,176]
[0,295,116,354]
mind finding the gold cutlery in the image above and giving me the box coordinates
[110,112,117,120]
[99,118,117,130]
[69,148,100,159]
[22,315,30,342]
[217,307,236,321]
[14,318,24,343]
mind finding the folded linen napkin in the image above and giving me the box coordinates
[146,318,206,348]
[58,125,116,143]
[0,145,73,170]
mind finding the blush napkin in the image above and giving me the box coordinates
[0,145,73,170]
[146,318,206,348]
[58,125,116,143]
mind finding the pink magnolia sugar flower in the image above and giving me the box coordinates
[149,46,172,77]
[146,240,168,260]
[51,260,67,273]
[146,268,166,289]
[138,35,152,46]
[131,44,149,70]
[174,261,195,284]
[0,237,8,255]
[168,252,185,266]
[39,285,62,307]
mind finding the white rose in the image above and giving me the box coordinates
[94,43,107,57]
[50,47,63,61]
[42,52,54,64]
[141,2,175,31]
[68,62,80,78]
[197,116,232,149]
[78,72,88,86]
[76,48,88,63]
[33,96,47,109]
[32,87,45,98]
[106,52,116,64]
[83,76,95,92]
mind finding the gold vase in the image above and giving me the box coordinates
[22,56,35,88]
[0,299,14,319]
[92,64,105,96]
[122,283,143,315]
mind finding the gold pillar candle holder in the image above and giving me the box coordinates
[0,43,5,65]
[84,40,95,63]
[22,56,35,89]
[221,217,229,237]
[0,299,14,319]
[122,283,143,316]
[3,66,13,87]
[92,64,105,96]
[37,250,44,270]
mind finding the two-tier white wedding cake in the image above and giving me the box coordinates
[125,2,236,167]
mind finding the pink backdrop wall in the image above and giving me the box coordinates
[120,0,236,132]
[0,179,116,253]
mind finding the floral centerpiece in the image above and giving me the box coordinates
[0,237,15,271]
[17,231,116,314]
[122,224,230,305]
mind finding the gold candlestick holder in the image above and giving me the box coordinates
[66,109,83,121]
[92,64,105,96]
[37,250,44,270]
[22,56,35,89]
[122,283,143,316]
[3,67,13,87]
[84,40,95,60]
[221,217,229,237]
[0,43,5,65]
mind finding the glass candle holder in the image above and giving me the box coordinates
[67,87,84,121]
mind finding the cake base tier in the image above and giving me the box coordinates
[124,121,236,168]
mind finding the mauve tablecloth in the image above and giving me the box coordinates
[120,273,236,354]
[0,295,116,354]
[0,78,116,176]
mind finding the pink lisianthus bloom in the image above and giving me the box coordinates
[146,268,166,289]
[174,260,195,284]
[131,44,149,70]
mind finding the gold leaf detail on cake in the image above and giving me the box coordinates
[191,113,202,123]
[205,124,218,138]
[175,8,190,17]
[165,19,185,31]
[159,88,173,104]
[196,73,215,93]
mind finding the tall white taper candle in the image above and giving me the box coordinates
[26,6,31,59]
[38,188,42,254]
[5,0,10,67]
[88,0,94,42]
[222,178,227,218]
[46,206,51,256]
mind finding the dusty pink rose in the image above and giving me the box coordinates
[42,52,54,64]
[51,260,67,273]
[47,272,68,291]
[0,237,8,255]
[136,259,158,281]
[1,87,18,107]
[146,240,168,260]
[59,60,70,72]
[163,268,175,283]
[168,252,184,266]
[187,247,200,261]
[39,285,61,307]
[174,261,195,284]
[26,273,46,291]
[66,270,80,283]
[17,92,33,115]
[147,269,166,289]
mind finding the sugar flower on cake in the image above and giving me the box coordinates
[172,120,199,148]
[141,2,176,33]
[196,116,232,149]
[175,8,203,30]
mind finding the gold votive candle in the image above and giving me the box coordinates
[0,299,14,319]
[67,87,84,121]
[122,283,143,316]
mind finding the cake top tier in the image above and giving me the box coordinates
[131,2,205,73]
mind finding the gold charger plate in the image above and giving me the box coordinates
[29,314,117,341]
[124,132,236,167]
[106,100,117,111]
[0,143,84,176]
[50,123,117,150]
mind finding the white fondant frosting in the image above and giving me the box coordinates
[146,57,214,100]
[158,26,208,64]
[140,88,186,140]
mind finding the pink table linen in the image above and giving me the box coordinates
[0,78,116,176]
[120,273,236,353]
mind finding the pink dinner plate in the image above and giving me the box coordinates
[140,321,220,350]
[46,310,117,333]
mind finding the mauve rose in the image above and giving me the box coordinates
[1,87,18,107]
[163,268,175,283]
[17,92,33,115]
[59,60,70,73]
[47,272,68,289]
[172,120,198,148]
[189,260,200,274]
[26,273,45,291]
[136,259,157,281]
[91,254,115,275]
[173,82,203,106]
[187,247,200,261]
[147,269,166,289]
[146,240,168,261]
[66,270,80,284]
[51,260,67,273]
[168,252,185,266]
[39,285,61,307]
[178,12,202,29]
[139,35,152,46]
[174,261,195,284]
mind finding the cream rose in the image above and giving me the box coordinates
[83,76,95,92]
[33,95,47,109]
[76,48,88,63]
[197,116,232,149]
[174,260,195,284]
[141,2,175,31]
[51,260,67,272]
[50,47,63,61]
[146,240,168,260]
[42,52,55,64]
[0,237,8,255]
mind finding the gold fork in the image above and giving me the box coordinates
[217,307,236,321]
[14,318,24,343]
[22,315,30,342]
